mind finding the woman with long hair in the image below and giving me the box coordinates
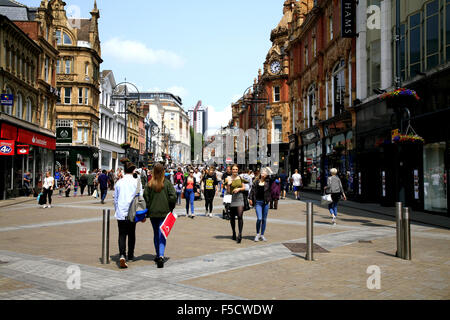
[225,164,248,243]
[144,163,177,268]
[249,168,272,241]
[113,159,141,269]
[183,169,197,218]
[325,168,347,225]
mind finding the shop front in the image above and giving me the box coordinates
[55,146,99,177]
[0,121,55,199]
[322,112,356,198]
[300,127,322,191]
[288,134,299,176]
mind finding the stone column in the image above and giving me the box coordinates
[380,0,393,90]
[356,0,368,100]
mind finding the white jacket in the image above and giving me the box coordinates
[113,174,143,221]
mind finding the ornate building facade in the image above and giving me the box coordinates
[52,0,102,176]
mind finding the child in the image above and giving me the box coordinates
[175,183,183,205]
[73,178,79,197]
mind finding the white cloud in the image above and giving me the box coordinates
[206,105,232,133]
[166,86,189,100]
[103,38,185,69]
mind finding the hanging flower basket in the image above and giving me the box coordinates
[120,143,131,149]
[392,134,424,144]
[380,88,420,101]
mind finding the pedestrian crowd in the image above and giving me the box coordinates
[32,159,347,269]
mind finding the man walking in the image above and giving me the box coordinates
[87,171,95,196]
[98,170,109,204]
[292,169,302,200]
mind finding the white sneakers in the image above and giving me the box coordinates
[43,205,52,209]
[254,234,267,242]
[331,215,336,225]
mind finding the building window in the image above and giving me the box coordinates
[425,0,439,69]
[63,32,72,45]
[26,98,32,122]
[273,117,283,143]
[44,56,49,82]
[16,93,23,119]
[56,60,60,74]
[313,37,317,57]
[43,97,48,129]
[77,127,88,143]
[78,88,83,104]
[85,63,89,76]
[65,59,72,74]
[446,0,450,60]
[274,86,281,102]
[56,30,61,44]
[409,13,422,77]
[85,88,89,105]
[56,119,73,127]
[329,16,333,40]
[333,60,346,116]
[64,87,72,104]
[307,85,316,128]
[305,45,309,66]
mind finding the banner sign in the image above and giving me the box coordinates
[0,140,15,156]
[0,94,13,106]
[341,0,357,38]
[17,128,56,150]
[16,145,30,155]
[56,127,73,143]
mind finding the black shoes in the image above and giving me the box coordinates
[237,234,242,244]
[156,257,165,268]
[232,233,236,241]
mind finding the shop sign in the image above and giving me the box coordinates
[80,167,87,174]
[56,127,72,143]
[341,0,357,38]
[0,94,13,106]
[391,129,399,142]
[17,128,56,150]
[0,123,18,140]
[17,145,30,155]
[0,140,15,156]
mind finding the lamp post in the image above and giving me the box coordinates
[110,80,141,159]
[145,114,159,166]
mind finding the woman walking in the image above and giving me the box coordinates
[270,177,281,210]
[249,168,272,241]
[113,159,142,269]
[225,164,248,243]
[144,163,177,268]
[64,173,72,197]
[203,166,218,217]
[42,171,55,209]
[324,168,347,225]
[183,169,198,218]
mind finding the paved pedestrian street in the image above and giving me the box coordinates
[0,192,449,300]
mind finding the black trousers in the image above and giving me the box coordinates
[80,184,86,195]
[117,220,136,258]
[88,185,94,196]
[43,188,53,205]
[204,191,215,213]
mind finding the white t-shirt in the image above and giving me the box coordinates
[43,176,55,189]
[292,173,302,186]
[194,172,202,182]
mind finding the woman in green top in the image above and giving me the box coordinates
[225,164,248,243]
[144,163,177,268]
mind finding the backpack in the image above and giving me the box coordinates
[128,178,148,223]
[175,172,184,184]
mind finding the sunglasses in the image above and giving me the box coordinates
[190,171,194,173]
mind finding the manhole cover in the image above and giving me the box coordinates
[358,240,373,244]
[283,243,329,253]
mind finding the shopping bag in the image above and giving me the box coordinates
[92,189,98,198]
[321,194,333,205]
[160,212,177,240]
[37,193,45,205]
[223,194,232,204]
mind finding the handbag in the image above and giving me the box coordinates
[243,193,250,211]
[160,211,177,239]
[128,179,148,223]
[321,194,333,205]
[37,192,45,205]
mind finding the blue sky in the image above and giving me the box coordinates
[20,0,287,131]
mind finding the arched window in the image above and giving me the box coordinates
[307,84,316,128]
[332,60,345,116]
[26,98,32,122]
[63,32,72,45]
[16,93,23,119]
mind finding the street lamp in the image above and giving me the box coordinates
[110,80,141,159]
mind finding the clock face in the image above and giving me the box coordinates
[270,61,281,74]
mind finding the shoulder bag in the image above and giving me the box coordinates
[128,178,148,223]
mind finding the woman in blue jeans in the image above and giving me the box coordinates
[324,168,347,225]
[183,170,198,218]
[249,168,272,242]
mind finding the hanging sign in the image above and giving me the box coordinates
[0,140,15,156]
[414,169,420,200]
[0,94,13,106]
[381,171,386,197]
[341,0,357,38]
[16,145,30,155]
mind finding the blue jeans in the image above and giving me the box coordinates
[176,192,181,205]
[150,218,167,258]
[328,201,338,217]
[255,200,269,235]
[185,189,195,214]
[101,188,108,201]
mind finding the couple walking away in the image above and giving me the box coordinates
[114,161,176,269]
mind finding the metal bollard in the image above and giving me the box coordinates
[101,209,110,264]
[402,207,411,260]
[306,202,314,261]
[395,202,403,258]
